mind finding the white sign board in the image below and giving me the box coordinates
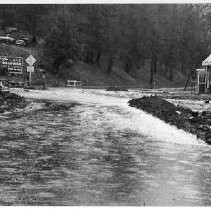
[25,55,36,66]
[27,66,34,73]
[0,56,23,74]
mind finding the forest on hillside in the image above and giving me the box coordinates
[0,4,211,85]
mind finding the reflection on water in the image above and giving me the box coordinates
[0,100,210,206]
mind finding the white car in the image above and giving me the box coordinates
[0,36,14,44]
[6,27,18,33]
[15,40,26,46]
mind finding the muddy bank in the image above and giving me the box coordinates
[128,96,211,144]
[7,99,79,120]
[0,91,28,114]
[0,89,78,119]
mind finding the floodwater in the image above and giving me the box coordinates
[0,88,210,206]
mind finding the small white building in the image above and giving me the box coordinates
[196,54,211,94]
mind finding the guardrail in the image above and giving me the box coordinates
[67,80,82,88]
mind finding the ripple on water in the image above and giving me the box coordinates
[0,99,210,205]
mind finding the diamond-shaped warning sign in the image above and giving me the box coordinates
[25,55,36,66]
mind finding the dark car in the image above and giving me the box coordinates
[15,39,26,46]
[20,37,30,45]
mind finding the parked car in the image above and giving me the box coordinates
[15,39,26,46]
[6,27,19,33]
[20,37,30,45]
[0,36,14,44]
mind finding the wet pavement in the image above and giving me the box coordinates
[0,88,210,205]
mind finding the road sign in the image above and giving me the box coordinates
[27,66,34,73]
[0,56,23,74]
[27,66,34,84]
[25,55,36,66]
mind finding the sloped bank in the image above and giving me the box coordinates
[128,96,211,145]
[0,91,27,114]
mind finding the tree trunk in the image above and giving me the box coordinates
[181,63,183,73]
[150,27,157,87]
[32,35,37,46]
[140,58,145,66]
[95,50,101,66]
[153,56,157,73]
[150,57,154,86]
[184,69,192,91]
[169,68,173,81]
[90,50,94,64]
[125,57,132,73]
[160,63,163,74]
[107,56,114,73]
[164,60,169,78]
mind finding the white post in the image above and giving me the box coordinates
[197,71,199,94]
[29,70,32,84]
[208,66,210,91]
[206,66,208,93]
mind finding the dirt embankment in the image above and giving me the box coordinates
[128,96,211,145]
[0,91,27,114]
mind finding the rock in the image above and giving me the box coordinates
[18,102,27,109]
[190,128,197,134]
[196,131,206,140]
[206,112,211,117]
[176,110,181,115]
[191,111,198,117]
[202,126,209,131]
[188,117,198,123]
[204,100,209,104]
[205,138,211,145]
[202,111,207,116]
[197,124,204,129]
[207,119,211,125]
[205,132,211,139]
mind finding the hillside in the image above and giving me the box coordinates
[56,59,188,88]
[0,4,209,90]
[0,43,188,88]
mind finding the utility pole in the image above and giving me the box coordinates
[150,27,156,88]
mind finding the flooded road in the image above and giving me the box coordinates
[0,88,211,205]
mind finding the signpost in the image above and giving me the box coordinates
[27,66,34,84]
[25,55,36,66]
[27,66,34,73]
[25,55,36,84]
[0,56,23,74]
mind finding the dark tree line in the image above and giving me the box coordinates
[0,4,211,84]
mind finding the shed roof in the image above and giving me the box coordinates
[196,68,205,72]
[202,54,211,66]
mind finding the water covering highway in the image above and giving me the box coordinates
[0,88,210,205]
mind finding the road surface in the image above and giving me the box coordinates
[0,88,210,205]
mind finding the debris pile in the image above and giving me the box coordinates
[128,96,211,145]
